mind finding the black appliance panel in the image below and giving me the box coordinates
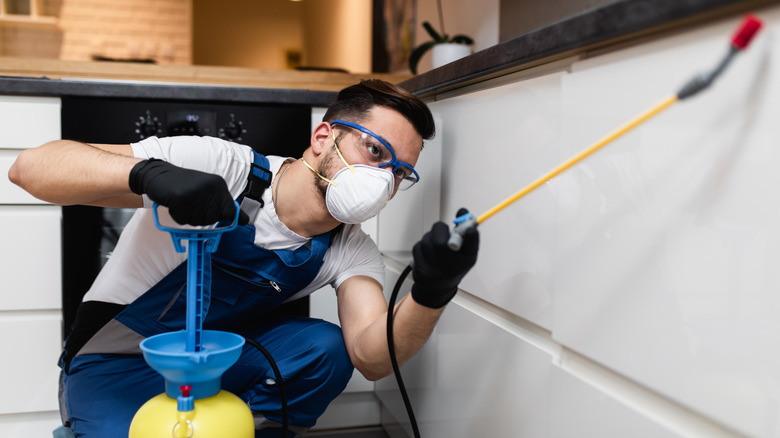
[61,96,311,153]
[61,97,312,338]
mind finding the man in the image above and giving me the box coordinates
[9,79,479,437]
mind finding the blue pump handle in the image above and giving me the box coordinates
[152,201,240,352]
[153,202,240,252]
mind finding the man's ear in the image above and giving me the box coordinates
[310,122,333,156]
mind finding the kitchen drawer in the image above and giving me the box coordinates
[0,313,62,414]
[552,13,779,437]
[376,275,553,438]
[0,205,62,310]
[0,411,62,438]
[0,96,60,150]
[550,368,680,437]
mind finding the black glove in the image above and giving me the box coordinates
[129,159,246,226]
[411,209,479,308]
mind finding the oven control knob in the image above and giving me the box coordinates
[218,114,246,142]
[135,111,162,139]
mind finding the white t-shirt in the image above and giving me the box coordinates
[82,136,385,305]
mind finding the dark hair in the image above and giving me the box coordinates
[323,79,435,141]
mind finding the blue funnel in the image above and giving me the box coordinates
[140,330,245,399]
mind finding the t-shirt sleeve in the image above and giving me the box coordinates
[130,136,254,207]
[330,226,385,292]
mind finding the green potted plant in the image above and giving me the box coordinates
[408,0,474,74]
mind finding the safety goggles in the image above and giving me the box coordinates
[331,120,420,191]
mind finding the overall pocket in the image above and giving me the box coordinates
[205,261,296,331]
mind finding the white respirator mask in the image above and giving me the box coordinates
[302,128,395,224]
[324,164,393,224]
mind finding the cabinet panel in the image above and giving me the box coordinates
[0,206,62,310]
[553,10,780,438]
[377,268,552,438]
[550,368,680,437]
[375,115,441,254]
[0,314,62,414]
[0,96,60,150]
[428,72,564,330]
[0,411,62,438]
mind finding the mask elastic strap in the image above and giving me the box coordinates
[301,158,338,186]
[333,130,356,173]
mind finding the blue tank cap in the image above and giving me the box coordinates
[177,385,194,412]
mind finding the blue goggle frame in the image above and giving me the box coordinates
[331,120,420,188]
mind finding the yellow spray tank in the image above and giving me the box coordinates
[131,389,253,438]
[130,204,254,437]
[129,330,254,438]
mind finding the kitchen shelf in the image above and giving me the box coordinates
[0,0,58,28]
[0,13,58,27]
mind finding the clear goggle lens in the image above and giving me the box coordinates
[336,124,419,191]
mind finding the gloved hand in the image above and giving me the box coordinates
[129,159,247,226]
[411,209,479,308]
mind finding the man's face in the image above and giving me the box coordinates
[317,106,423,200]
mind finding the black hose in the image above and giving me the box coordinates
[239,261,419,438]
[243,336,289,437]
[386,264,421,438]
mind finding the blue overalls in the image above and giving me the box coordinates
[60,153,354,437]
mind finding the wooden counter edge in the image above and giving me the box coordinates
[0,57,413,92]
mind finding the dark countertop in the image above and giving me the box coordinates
[1,0,775,104]
[0,75,338,106]
[401,0,778,98]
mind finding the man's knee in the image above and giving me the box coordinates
[246,320,353,424]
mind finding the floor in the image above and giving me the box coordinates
[304,426,390,437]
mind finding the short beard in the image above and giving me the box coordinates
[315,145,336,200]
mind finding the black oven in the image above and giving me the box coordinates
[61,96,312,338]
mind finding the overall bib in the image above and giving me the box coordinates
[61,157,354,438]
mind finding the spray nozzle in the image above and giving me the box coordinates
[677,13,763,100]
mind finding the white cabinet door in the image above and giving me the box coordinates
[0,206,62,310]
[553,12,780,437]
[0,314,62,414]
[0,95,61,202]
[0,96,60,149]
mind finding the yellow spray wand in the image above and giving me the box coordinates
[447,13,763,250]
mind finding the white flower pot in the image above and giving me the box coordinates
[431,43,472,69]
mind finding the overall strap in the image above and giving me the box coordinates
[241,150,272,206]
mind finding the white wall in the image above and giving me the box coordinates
[376,5,780,437]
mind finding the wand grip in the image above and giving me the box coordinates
[447,212,478,251]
